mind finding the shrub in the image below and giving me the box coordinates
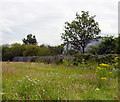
[29,56,36,62]
[73,53,92,66]
[55,58,63,65]
[95,63,112,88]
[114,56,120,70]
[37,58,51,64]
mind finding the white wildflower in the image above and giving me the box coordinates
[1,93,5,95]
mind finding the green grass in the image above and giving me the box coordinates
[2,62,118,100]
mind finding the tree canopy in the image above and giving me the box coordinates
[61,11,101,53]
[22,34,37,45]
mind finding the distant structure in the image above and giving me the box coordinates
[84,37,103,53]
[63,37,104,54]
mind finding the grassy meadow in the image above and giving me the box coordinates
[2,60,119,100]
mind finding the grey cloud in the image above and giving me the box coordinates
[0,0,119,45]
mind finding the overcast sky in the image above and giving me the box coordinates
[0,0,119,46]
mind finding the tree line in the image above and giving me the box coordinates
[1,43,64,61]
[1,11,120,61]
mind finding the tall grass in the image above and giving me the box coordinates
[0,61,2,102]
[2,61,118,100]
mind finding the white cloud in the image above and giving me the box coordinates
[0,0,119,45]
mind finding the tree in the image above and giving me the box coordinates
[88,36,116,55]
[2,43,25,61]
[23,45,40,56]
[97,36,116,54]
[114,35,120,54]
[38,44,50,56]
[11,43,25,56]
[61,11,101,53]
[48,44,65,55]
[22,34,37,45]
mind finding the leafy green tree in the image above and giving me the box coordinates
[48,44,65,55]
[114,35,120,54]
[23,45,40,56]
[11,43,25,56]
[61,11,101,53]
[97,36,116,54]
[38,44,50,56]
[2,43,25,61]
[22,34,37,45]
[88,45,99,55]
[2,44,13,61]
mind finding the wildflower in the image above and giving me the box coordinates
[115,63,118,66]
[1,93,5,95]
[101,77,107,80]
[43,89,45,92]
[18,80,22,82]
[34,81,37,84]
[97,67,101,70]
[28,78,30,81]
[99,63,109,67]
[26,76,29,78]
[115,57,119,61]
[82,59,85,62]
[109,72,112,74]
[96,88,100,91]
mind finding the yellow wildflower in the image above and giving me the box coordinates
[96,88,100,91]
[109,72,112,74]
[101,77,107,80]
[82,59,85,62]
[97,67,101,70]
[100,63,109,67]
[115,63,118,66]
[115,57,119,61]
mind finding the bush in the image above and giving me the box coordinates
[73,53,92,66]
[36,58,51,64]
[29,56,36,62]
[55,58,63,65]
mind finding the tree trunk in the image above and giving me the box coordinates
[82,46,85,53]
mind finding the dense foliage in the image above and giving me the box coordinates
[61,11,101,53]
[1,43,64,61]
[22,34,37,45]
[88,36,120,55]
